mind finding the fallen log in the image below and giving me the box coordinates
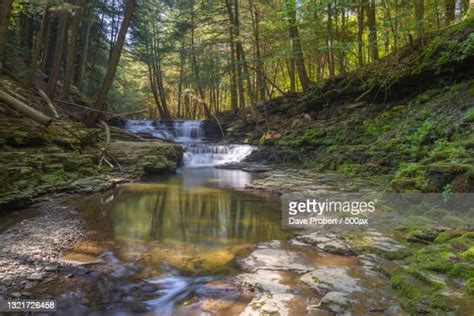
[0,90,53,126]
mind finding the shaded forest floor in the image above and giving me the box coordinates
[224,15,474,195]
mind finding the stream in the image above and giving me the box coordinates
[42,120,294,314]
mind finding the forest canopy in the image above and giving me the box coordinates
[0,0,473,122]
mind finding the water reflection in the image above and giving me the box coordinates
[109,169,282,249]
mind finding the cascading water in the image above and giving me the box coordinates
[124,120,254,167]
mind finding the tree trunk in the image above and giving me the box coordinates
[367,0,379,62]
[46,11,68,98]
[177,40,184,117]
[40,18,54,72]
[75,19,92,89]
[61,0,84,99]
[225,0,239,113]
[285,0,309,91]
[86,0,136,126]
[20,12,33,61]
[415,0,424,43]
[28,5,50,86]
[445,0,455,24]
[249,0,265,102]
[357,0,365,66]
[0,0,13,71]
[327,3,335,78]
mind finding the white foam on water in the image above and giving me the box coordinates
[124,120,254,167]
[183,144,254,167]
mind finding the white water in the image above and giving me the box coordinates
[124,120,254,167]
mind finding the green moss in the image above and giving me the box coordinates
[391,163,427,192]
[464,107,474,123]
[435,230,465,244]
[466,278,474,295]
[337,163,368,177]
[390,269,452,314]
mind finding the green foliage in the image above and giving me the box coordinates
[465,107,474,122]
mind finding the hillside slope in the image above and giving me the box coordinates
[226,15,474,193]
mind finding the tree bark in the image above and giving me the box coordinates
[249,0,265,102]
[86,0,136,126]
[285,0,309,91]
[367,0,379,62]
[75,19,92,89]
[225,0,239,113]
[357,0,365,65]
[28,5,50,86]
[0,0,13,71]
[415,0,424,43]
[327,3,335,78]
[46,11,68,98]
[445,0,455,24]
[61,0,84,99]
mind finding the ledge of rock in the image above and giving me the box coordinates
[107,141,183,176]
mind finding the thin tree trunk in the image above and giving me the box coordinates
[249,0,265,102]
[61,0,84,99]
[86,0,136,126]
[177,40,184,118]
[327,3,335,78]
[357,1,365,66]
[285,0,309,91]
[0,0,13,71]
[225,0,239,113]
[367,0,379,62]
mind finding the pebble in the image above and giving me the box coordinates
[26,273,43,281]
[44,264,59,272]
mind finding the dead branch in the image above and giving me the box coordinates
[110,108,148,118]
[98,119,111,169]
[37,88,60,119]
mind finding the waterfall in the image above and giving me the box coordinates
[124,120,253,167]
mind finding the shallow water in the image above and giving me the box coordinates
[54,168,290,314]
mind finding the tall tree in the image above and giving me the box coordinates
[367,0,379,61]
[86,0,136,125]
[46,10,68,98]
[61,0,84,99]
[28,5,50,86]
[415,0,425,42]
[445,0,455,24]
[357,0,365,65]
[285,0,309,91]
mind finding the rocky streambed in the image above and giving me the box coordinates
[1,143,473,315]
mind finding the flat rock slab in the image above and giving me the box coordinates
[363,231,406,253]
[301,266,361,295]
[237,270,297,316]
[239,248,313,273]
[296,232,354,256]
